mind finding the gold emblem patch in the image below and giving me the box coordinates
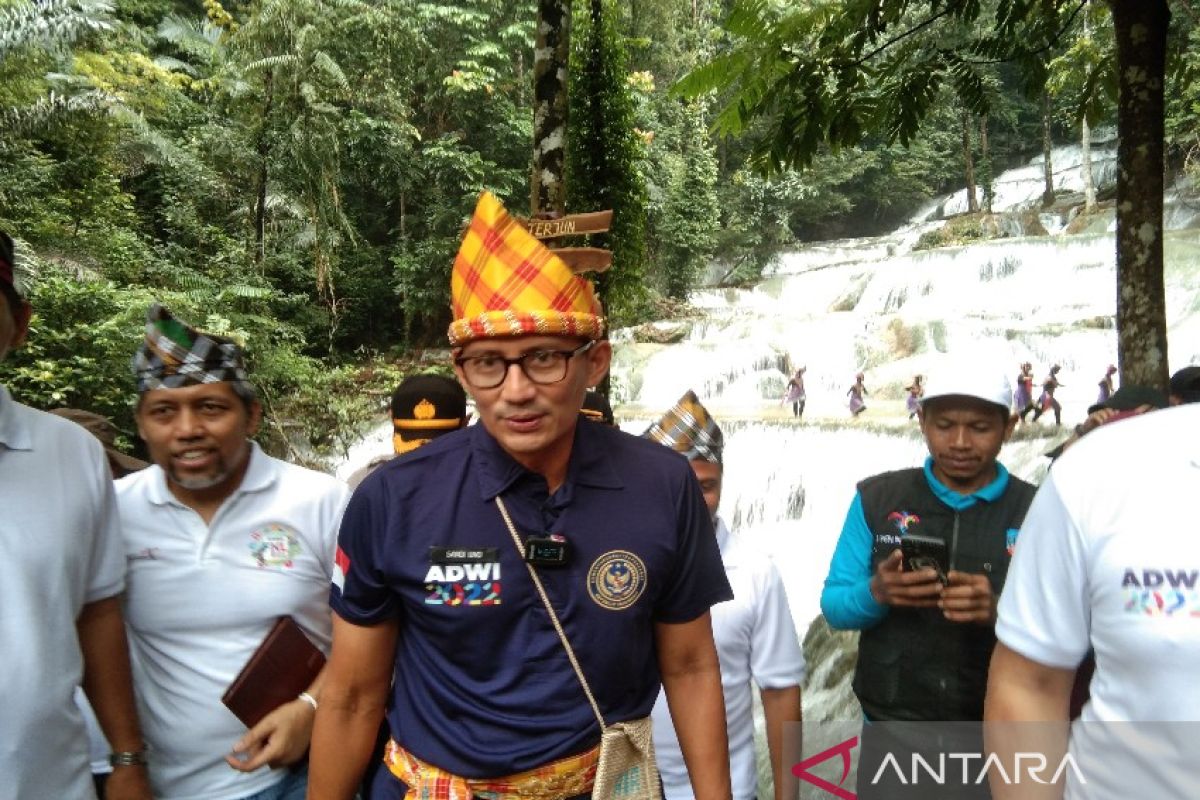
[586,550,648,611]
[413,398,436,420]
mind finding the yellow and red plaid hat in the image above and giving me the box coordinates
[447,192,605,346]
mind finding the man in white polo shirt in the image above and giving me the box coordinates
[986,403,1200,797]
[118,304,349,800]
[0,230,151,800]
[646,390,805,800]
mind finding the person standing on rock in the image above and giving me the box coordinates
[785,367,806,419]
[1031,364,1065,426]
[905,375,924,420]
[1095,364,1117,407]
[820,365,1035,798]
[847,372,868,418]
[1015,362,1036,422]
[645,390,804,800]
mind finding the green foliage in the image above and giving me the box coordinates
[566,0,650,326]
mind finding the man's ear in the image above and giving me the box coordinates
[246,400,264,437]
[585,340,612,387]
[11,300,31,348]
[1003,412,1018,441]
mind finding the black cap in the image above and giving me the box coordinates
[581,390,615,425]
[391,374,467,441]
[1169,366,1200,404]
[1087,384,1168,416]
[0,230,15,290]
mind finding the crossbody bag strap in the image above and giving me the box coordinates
[494,495,607,732]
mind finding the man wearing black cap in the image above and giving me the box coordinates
[347,374,468,490]
[1168,365,1200,405]
[0,231,152,799]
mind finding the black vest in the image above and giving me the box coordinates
[852,467,1035,721]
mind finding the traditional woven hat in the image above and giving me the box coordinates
[131,303,252,394]
[643,389,723,464]
[447,191,605,346]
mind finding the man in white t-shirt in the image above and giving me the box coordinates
[0,230,151,800]
[119,304,349,800]
[646,390,805,800]
[986,403,1200,798]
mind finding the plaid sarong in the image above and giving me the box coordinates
[383,739,599,800]
[447,192,605,346]
[131,303,252,394]
[643,389,723,464]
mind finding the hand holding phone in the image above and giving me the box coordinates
[900,533,949,586]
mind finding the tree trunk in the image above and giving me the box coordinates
[1109,0,1170,390]
[1081,115,1096,213]
[979,113,992,214]
[253,69,275,268]
[962,110,978,213]
[1041,90,1054,208]
[531,0,571,216]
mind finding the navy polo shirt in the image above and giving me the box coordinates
[331,419,732,777]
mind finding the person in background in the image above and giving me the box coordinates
[785,367,807,420]
[1031,363,1065,426]
[646,390,804,800]
[1168,365,1200,405]
[309,191,733,800]
[346,374,468,490]
[985,403,1200,799]
[1095,364,1117,407]
[119,304,350,800]
[0,230,152,800]
[50,407,150,797]
[904,375,924,420]
[1014,362,1036,423]
[1044,384,1167,461]
[820,365,1034,797]
[580,388,616,425]
[847,372,868,418]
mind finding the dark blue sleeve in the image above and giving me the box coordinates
[653,467,733,624]
[820,493,888,630]
[329,479,403,625]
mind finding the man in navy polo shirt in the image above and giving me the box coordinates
[310,192,734,800]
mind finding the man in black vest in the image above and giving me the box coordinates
[820,368,1035,797]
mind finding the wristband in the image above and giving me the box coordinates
[108,749,148,767]
[298,691,318,711]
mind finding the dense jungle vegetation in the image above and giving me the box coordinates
[2,0,1198,462]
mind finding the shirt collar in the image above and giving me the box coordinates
[0,386,31,451]
[471,418,624,501]
[714,515,731,556]
[146,440,275,506]
[922,456,1010,511]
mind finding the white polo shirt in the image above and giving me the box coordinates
[118,443,349,800]
[996,404,1200,798]
[0,387,125,800]
[652,517,807,800]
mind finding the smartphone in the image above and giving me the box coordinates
[900,533,949,585]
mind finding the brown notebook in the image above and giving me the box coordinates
[222,616,326,729]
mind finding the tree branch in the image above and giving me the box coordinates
[855,6,958,66]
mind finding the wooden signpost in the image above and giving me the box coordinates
[517,210,614,273]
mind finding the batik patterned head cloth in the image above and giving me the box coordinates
[131,303,252,394]
[643,389,723,464]
[447,191,605,346]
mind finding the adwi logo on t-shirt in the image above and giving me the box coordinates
[1121,567,1200,616]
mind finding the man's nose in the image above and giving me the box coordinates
[175,407,204,437]
[498,360,537,400]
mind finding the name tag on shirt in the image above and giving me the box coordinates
[430,547,499,565]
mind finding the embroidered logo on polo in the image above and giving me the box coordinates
[887,510,920,536]
[1005,528,1019,556]
[424,546,502,606]
[587,550,647,611]
[248,523,301,568]
[1121,567,1200,616]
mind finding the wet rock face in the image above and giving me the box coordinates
[801,614,862,723]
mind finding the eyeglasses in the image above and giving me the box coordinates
[454,340,595,390]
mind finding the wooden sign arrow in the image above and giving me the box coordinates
[517,210,613,239]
